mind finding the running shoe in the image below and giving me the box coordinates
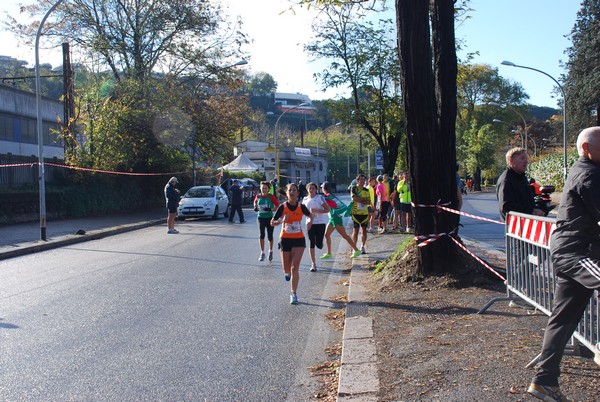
[527,383,571,402]
[361,247,367,254]
[352,249,363,258]
[284,274,291,282]
[268,250,273,261]
[167,229,178,234]
[258,253,265,262]
[310,263,317,272]
[320,253,333,260]
[290,293,298,304]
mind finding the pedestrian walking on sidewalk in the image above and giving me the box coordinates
[228,180,245,223]
[164,177,180,234]
[302,182,330,272]
[271,183,312,304]
[254,181,279,262]
[350,174,371,254]
[527,126,600,402]
[320,181,362,260]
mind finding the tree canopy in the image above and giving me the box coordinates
[305,3,404,174]
[5,0,247,83]
[565,0,600,131]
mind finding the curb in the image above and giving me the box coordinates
[0,219,163,261]
[337,233,403,401]
[338,264,379,401]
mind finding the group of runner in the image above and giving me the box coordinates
[252,179,368,304]
[251,173,413,304]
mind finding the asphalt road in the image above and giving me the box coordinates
[0,210,349,400]
[459,191,506,251]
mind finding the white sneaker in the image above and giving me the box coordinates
[258,253,265,262]
[310,263,317,272]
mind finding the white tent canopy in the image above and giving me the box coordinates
[222,154,259,172]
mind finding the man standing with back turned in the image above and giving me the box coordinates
[497,147,545,220]
[527,127,600,402]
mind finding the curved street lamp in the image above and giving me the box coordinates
[501,60,568,178]
[274,102,310,185]
[488,101,528,150]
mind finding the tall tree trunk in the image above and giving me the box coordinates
[397,0,459,274]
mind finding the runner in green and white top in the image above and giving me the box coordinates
[254,181,280,262]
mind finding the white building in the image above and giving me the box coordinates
[233,140,329,185]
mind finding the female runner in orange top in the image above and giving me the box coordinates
[271,183,312,304]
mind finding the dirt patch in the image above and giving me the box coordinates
[369,242,600,401]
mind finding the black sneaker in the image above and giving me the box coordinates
[527,383,571,402]
[268,250,273,261]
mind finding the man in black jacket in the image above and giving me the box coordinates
[496,147,545,221]
[527,127,600,402]
[228,180,246,223]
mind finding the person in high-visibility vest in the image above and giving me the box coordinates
[396,172,413,232]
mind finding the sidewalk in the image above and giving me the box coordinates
[0,209,165,261]
[338,231,510,401]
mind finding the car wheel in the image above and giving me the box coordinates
[212,206,219,220]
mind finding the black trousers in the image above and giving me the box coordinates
[229,204,244,222]
[532,274,594,386]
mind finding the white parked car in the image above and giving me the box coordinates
[177,185,229,220]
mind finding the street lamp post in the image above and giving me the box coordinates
[501,60,568,178]
[492,118,524,148]
[316,122,341,184]
[274,102,309,185]
[489,101,528,150]
[36,0,64,241]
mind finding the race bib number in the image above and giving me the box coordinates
[356,202,368,211]
[283,222,302,234]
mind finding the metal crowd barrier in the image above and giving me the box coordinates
[479,211,599,360]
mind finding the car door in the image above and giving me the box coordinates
[217,187,228,211]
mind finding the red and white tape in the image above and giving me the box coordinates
[448,235,506,281]
[437,205,504,225]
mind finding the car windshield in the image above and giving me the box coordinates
[186,188,214,198]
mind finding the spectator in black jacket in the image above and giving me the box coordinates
[527,127,600,402]
[228,180,245,223]
[164,177,180,234]
[496,147,544,221]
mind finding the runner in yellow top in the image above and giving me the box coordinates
[350,174,372,253]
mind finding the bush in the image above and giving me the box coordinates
[528,150,578,191]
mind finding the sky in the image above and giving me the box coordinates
[0,0,582,108]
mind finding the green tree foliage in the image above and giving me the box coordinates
[565,0,600,132]
[247,72,277,96]
[6,0,246,84]
[0,57,64,99]
[6,0,249,173]
[456,63,528,187]
[305,3,404,175]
